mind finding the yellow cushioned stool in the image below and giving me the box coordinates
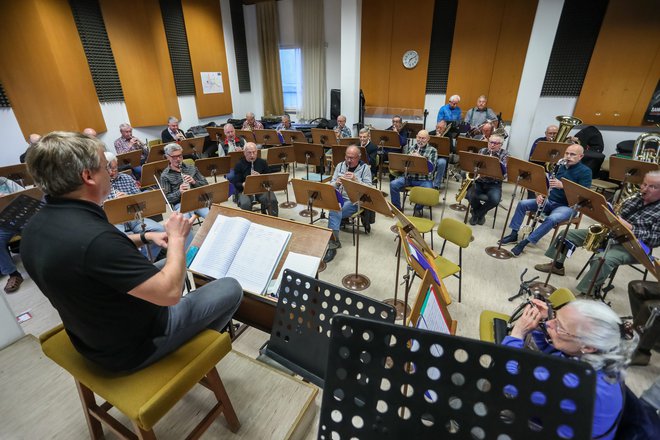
[40,324,239,439]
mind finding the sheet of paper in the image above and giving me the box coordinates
[189,216,251,278]
[417,286,451,334]
[266,252,321,296]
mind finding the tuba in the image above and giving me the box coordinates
[632,130,660,164]
[555,115,583,143]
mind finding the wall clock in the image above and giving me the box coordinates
[402,50,419,69]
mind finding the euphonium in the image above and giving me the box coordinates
[632,131,660,164]
[455,172,476,203]
[583,224,609,252]
[555,115,583,143]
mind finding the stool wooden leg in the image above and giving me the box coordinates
[75,380,104,440]
[206,367,240,433]
[133,422,156,440]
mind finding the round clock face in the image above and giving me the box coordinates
[402,50,419,69]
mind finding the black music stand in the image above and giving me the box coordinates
[103,191,167,261]
[486,158,547,260]
[194,157,231,182]
[140,160,169,189]
[0,164,34,187]
[243,172,289,217]
[291,178,341,224]
[253,129,280,147]
[370,129,401,192]
[0,187,44,233]
[180,181,229,214]
[293,143,325,208]
[178,137,204,158]
[456,151,503,223]
[319,315,596,440]
[236,129,256,144]
[340,178,393,291]
[608,156,658,206]
[280,130,307,145]
[115,150,142,169]
[265,146,297,207]
[530,141,568,165]
[261,270,396,388]
[311,128,337,146]
[146,144,167,163]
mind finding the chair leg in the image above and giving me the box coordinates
[492,205,498,229]
[576,253,596,280]
[458,248,463,303]
[206,367,240,433]
[75,380,104,440]
[133,423,157,440]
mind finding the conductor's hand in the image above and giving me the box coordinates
[147,232,169,249]
[535,194,545,205]
[164,212,193,242]
[510,303,543,340]
[549,178,563,189]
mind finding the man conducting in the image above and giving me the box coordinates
[231,142,278,216]
[21,131,242,373]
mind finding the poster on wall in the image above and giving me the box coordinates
[644,79,660,124]
[201,72,223,94]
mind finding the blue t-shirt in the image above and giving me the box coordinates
[437,104,462,123]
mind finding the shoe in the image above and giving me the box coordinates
[328,239,342,250]
[477,216,486,225]
[469,215,477,226]
[534,262,565,276]
[498,233,519,246]
[4,274,23,293]
[629,350,651,366]
[511,241,528,257]
[323,248,337,263]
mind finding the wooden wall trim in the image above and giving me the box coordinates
[182,0,233,118]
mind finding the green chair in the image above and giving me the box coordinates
[434,218,472,302]
[408,186,440,220]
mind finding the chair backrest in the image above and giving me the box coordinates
[409,186,440,206]
[437,217,472,248]
[183,158,196,168]
[548,287,576,309]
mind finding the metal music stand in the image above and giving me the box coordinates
[194,157,231,182]
[0,187,44,233]
[206,127,226,144]
[311,128,337,146]
[292,143,326,206]
[455,136,487,154]
[456,151,503,223]
[253,129,280,147]
[140,160,169,188]
[486,158,547,260]
[280,130,307,145]
[338,137,359,146]
[340,178,393,291]
[103,190,167,261]
[369,129,401,192]
[0,164,34,187]
[115,150,142,169]
[178,137,204,158]
[180,181,229,214]
[146,143,167,163]
[319,315,596,440]
[530,141,568,165]
[243,172,289,216]
[429,135,452,220]
[291,178,341,224]
[236,129,256,144]
[608,156,658,205]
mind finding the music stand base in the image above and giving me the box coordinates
[280,201,297,209]
[485,246,512,260]
[342,273,371,291]
[450,203,467,212]
[383,298,411,321]
[390,224,399,234]
[299,208,318,217]
[528,281,555,297]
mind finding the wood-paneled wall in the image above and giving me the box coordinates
[574,0,660,127]
[100,0,180,127]
[182,0,233,118]
[0,0,106,138]
[360,0,435,115]
[446,0,537,121]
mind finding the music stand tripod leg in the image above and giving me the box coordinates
[342,202,370,291]
[486,178,520,259]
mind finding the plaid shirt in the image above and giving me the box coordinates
[619,196,660,248]
[241,120,264,130]
[160,163,208,205]
[114,137,148,160]
[402,143,437,181]
[107,173,140,200]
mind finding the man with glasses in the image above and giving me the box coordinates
[436,94,462,125]
[160,143,210,219]
[387,115,408,148]
[467,135,508,226]
[325,146,372,262]
[534,170,660,295]
[499,144,592,256]
[389,130,437,213]
[230,142,279,216]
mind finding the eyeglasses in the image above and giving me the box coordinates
[345,155,359,160]
[546,318,579,340]
[168,154,183,159]
[641,182,659,190]
[488,141,502,145]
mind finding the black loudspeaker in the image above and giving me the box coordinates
[331,89,341,120]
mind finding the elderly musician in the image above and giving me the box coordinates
[241,112,264,131]
[275,114,293,131]
[387,115,408,148]
[473,122,494,141]
[334,115,352,139]
[464,95,498,130]
[231,142,278,216]
[161,116,186,143]
[467,134,508,226]
[114,123,148,163]
[160,143,209,219]
[219,123,245,157]
[389,130,438,213]
[104,152,166,261]
[325,146,372,261]
[534,170,660,295]
[358,128,378,179]
[21,131,242,373]
[529,124,559,160]
[436,94,462,124]
[499,144,592,257]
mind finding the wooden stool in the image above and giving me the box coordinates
[40,325,239,439]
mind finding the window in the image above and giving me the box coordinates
[279,47,302,112]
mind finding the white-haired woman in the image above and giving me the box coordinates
[503,299,636,439]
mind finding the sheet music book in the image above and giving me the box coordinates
[189,215,292,294]
[416,285,451,335]
[266,252,321,296]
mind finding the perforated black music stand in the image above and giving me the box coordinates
[0,188,44,233]
[319,315,596,440]
[262,270,396,388]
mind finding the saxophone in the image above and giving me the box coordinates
[455,173,475,203]
[583,192,639,252]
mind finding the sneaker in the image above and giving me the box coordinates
[629,350,651,366]
[477,216,486,225]
[323,248,337,263]
[498,233,518,246]
[534,262,565,276]
[511,241,528,257]
[4,274,23,293]
[469,215,477,226]
[328,239,341,250]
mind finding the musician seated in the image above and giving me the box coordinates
[468,135,508,225]
[275,114,293,131]
[230,142,278,216]
[628,280,660,366]
[114,123,148,179]
[334,115,352,139]
[389,130,437,213]
[464,95,498,130]
[436,94,462,125]
[19,133,41,163]
[428,120,448,137]
[220,123,245,157]
[387,115,408,148]
[161,116,186,143]
[529,124,559,160]
[105,152,167,261]
[472,122,494,141]
[325,146,372,262]
[241,112,264,131]
[160,143,210,219]
[358,128,379,180]
[499,144,592,257]
[534,171,660,295]
[0,178,26,293]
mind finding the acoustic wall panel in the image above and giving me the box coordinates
[425,0,458,95]
[160,0,196,96]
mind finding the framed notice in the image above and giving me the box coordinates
[201,72,224,94]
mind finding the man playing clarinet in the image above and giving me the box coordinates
[160,143,209,219]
